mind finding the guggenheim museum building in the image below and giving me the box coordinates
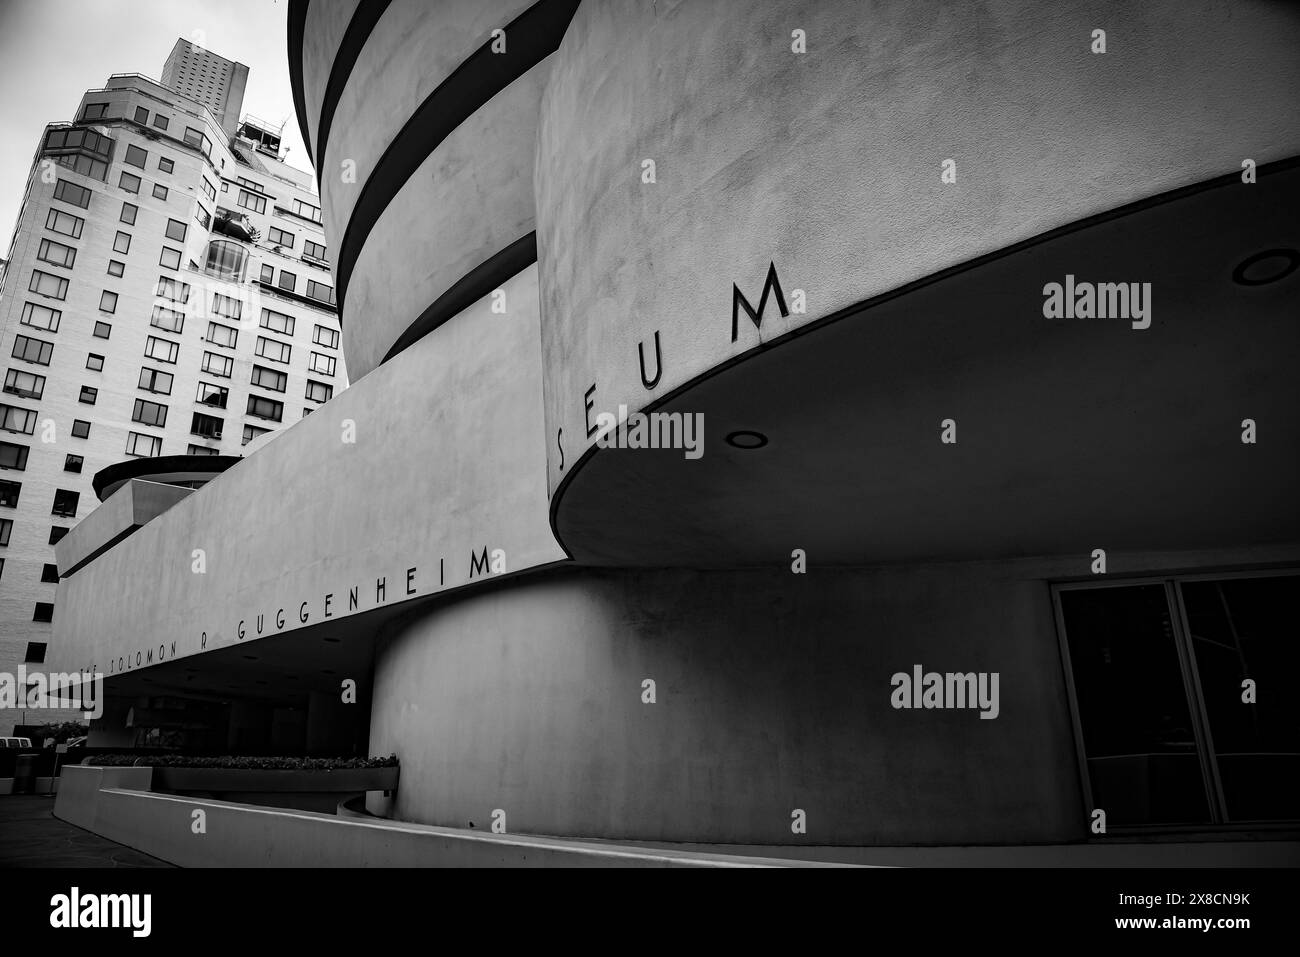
[47,0,1299,862]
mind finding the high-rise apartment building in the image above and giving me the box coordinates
[0,45,345,733]
[160,39,249,140]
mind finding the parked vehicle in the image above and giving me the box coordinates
[0,737,34,749]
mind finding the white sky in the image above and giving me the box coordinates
[0,0,312,246]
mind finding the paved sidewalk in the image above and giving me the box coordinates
[0,795,170,868]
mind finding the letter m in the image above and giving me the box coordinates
[470,547,490,578]
[732,261,789,342]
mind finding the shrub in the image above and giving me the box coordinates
[85,754,398,770]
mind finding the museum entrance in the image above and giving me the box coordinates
[1054,569,1298,830]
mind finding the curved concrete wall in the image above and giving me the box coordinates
[300,0,362,153]
[342,61,550,377]
[319,0,533,262]
[50,266,564,675]
[535,0,1300,496]
[369,560,1091,844]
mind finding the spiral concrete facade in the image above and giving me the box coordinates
[48,0,1300,855]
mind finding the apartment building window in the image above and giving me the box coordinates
[86,353,105,371]
[132,398,167,428]
[99,290,118,313]
[153,114,169,131]
[0,404,37,435]
[138,367,173,394]
[204,240,245,281]
[107,260,125,278]
[305,380,334,403]
[195,206,211,229]
[201,351,233,378]
[246,395,284,422]
[158,156,175,175]
[52,489,79,517]
[153,183,169,201]
[242,424,269,446]
[187,444,219,456]
[259,264,274,283]
[41,563,59,583]
[64,454,83,473]
[312,325,340,350]
[183,127,211,159]
[133,105,149,125]
[156,275,190,303]
[291,199,321,223]
[3,370,45,400]
[45,208,84,238]
[196,381,228,409]
[125,431,162,457]
[20,302,61,333]
[23,641,46,663]
[0,480,19,508]
[260,308,294,336]
[206,322,238,348]
[305,280,334,304]
[255,336,291,365]
[144,336,179,364]
[308,352,337,377]
[81,102,109,120]
[53,179,92,209]
[49,526,68,544]
[237,189,267,214]
[124,144,147,169]
[0,519,11,545]
[250,365,286,393]
[113,231,131,254]
[119,171,141,194]
[201,178,216,202]
[121,201,138,225]
[303,240,327,262]
[212,293,242,320]
[150,305,184,334]
[191,412,223,439]
[165,218,187,242]
[268,226,294,248]
[0,442,29,470]
[34,603,54,623]
[79,386,97,405]
[277,270,297,293]
[71,420,90,439]
[28,271,69,300]
[37,238,76,269]
[12,335,54,366]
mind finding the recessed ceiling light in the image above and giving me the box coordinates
[1233,248,1299,286]
[726,430,768,450]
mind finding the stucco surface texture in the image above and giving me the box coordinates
[535,0,1300,496]
[342,61,550,378]
[49,266,563,676]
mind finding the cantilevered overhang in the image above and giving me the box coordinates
[552,163,1300,565]
[56,479,195,577]
[92,453,242,501]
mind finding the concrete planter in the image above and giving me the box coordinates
[152,766,399,793]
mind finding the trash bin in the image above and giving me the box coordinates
[13,752,37,795]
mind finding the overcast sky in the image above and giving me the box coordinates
[0,0,311,247]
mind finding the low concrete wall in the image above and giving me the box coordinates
[52,766,828,867]
[54,765,153,830]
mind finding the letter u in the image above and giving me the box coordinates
[638,331,663,389]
